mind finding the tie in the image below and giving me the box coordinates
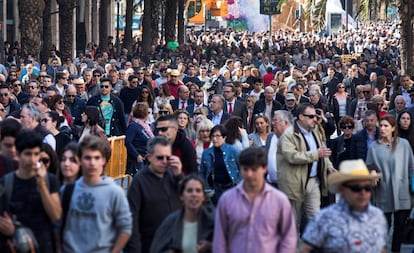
[228,102,233,114]
[181,101,186,110]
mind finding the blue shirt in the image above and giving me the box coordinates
[302,198,388,253]
[297,122,318,177]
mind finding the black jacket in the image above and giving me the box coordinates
[66,97,86,126]
[173,130,198,175]
[252,99,282,119]
[150,206,214,253]
[86,94,126,136]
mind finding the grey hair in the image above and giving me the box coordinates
[364,109,378,119]
[212,94,225,108]
[22,103,42,122]
[146,136,170,154]
[394,95,405,104]
[273,110,293,125]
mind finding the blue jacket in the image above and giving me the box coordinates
[125,121,151,160]
[350,128,379,161]
[66,97,86,126]
[200,143,241,186]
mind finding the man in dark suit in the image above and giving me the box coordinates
[186,89,208,118]
[253,86,282,121]
[223,84,246,116]
[208,94,230,126]
[170,85,194,111]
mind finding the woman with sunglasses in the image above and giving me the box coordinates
[366,114,414,253]
[50,94,73,128]
[329,82,352,135]
[330,116,355,169]
[150,175,214,253]
[125,102,154,176]
[41,110,72,157]
[40,143,60,176]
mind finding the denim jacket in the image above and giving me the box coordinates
[200,143,241,186]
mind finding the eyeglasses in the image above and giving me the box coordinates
[156,126,171,132]
[39,157,50,164]
[343,184,372,193]
[341,125,354,129]
[193,112,203,116]
[155,155,170,161]
[41,118,50,123]
[100,85,110,89]
[303,114,317,119]
[0,93,8,97]
[137,72,144,75]
[57,100,64,104]
[28,86,38,89]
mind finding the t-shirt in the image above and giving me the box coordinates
[7,173,59,253]
[100,95,114,136]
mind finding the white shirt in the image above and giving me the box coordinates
[267,134,279,183]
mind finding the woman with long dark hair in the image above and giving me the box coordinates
[366,114,414,253]
[78,106,107,141]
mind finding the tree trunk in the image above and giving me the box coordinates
[57,0,76,59]
[41,0,52,64]
[142,0,153,63]
[99,0,110,53]
[151,0,161,46]
[164,0,178,43]
[397,0,414,76]
[124,0,134,54]
[18,0,45,58]
[76,0,87,55]
[177,0,185,44]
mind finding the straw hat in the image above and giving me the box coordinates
[72,78,86,85]
[328,159,380,193]
[170,69,180,76]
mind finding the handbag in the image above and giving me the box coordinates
[7,221,38,253]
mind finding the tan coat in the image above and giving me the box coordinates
[277,122,332,201]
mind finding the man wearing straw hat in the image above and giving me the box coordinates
[300,159,388,253]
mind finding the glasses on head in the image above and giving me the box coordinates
[28,86,37,89]
[254,113,264,117]
[0,93,8,97]
[156,126,171,132]
[100,85,110,89]
[155,155,170,161]
[302,114,317,119]
[39,157,50,164]
[343,184,372,193]
[341,125,354,129]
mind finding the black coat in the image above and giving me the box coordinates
[86,94,126,136]
[252,99,282,119]
[350,128,379,161]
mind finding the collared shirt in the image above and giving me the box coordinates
[213,182,297,253]
[297,122,318,177]
[265,102,272,122]
[212,110,223,126]
[365,129,376,151]
[302,198,388,253]
[178,99,188,110]
[267,134,279,183]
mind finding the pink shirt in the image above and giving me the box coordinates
[213,182,297,253]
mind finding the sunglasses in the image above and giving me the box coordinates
[343,184,373,193]
[363,90,371,94]
[94,75,101,77]
[137,72,144,75]
[100,85,110,89]
[377,103,384,107]
[159,111,169,115]
[341,125,354,129]
[156,126,170,132]
[41,118,50,123]
[39,157,50,164]
[155,155,170,161]
[0,93,8,97]
[28,86,37,89]
[57,100,64,104]
[67,95,76,98]
[303,114,317,119]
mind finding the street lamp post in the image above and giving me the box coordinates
[115,0,121,54]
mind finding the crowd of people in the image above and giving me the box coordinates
[0,20,413,252]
